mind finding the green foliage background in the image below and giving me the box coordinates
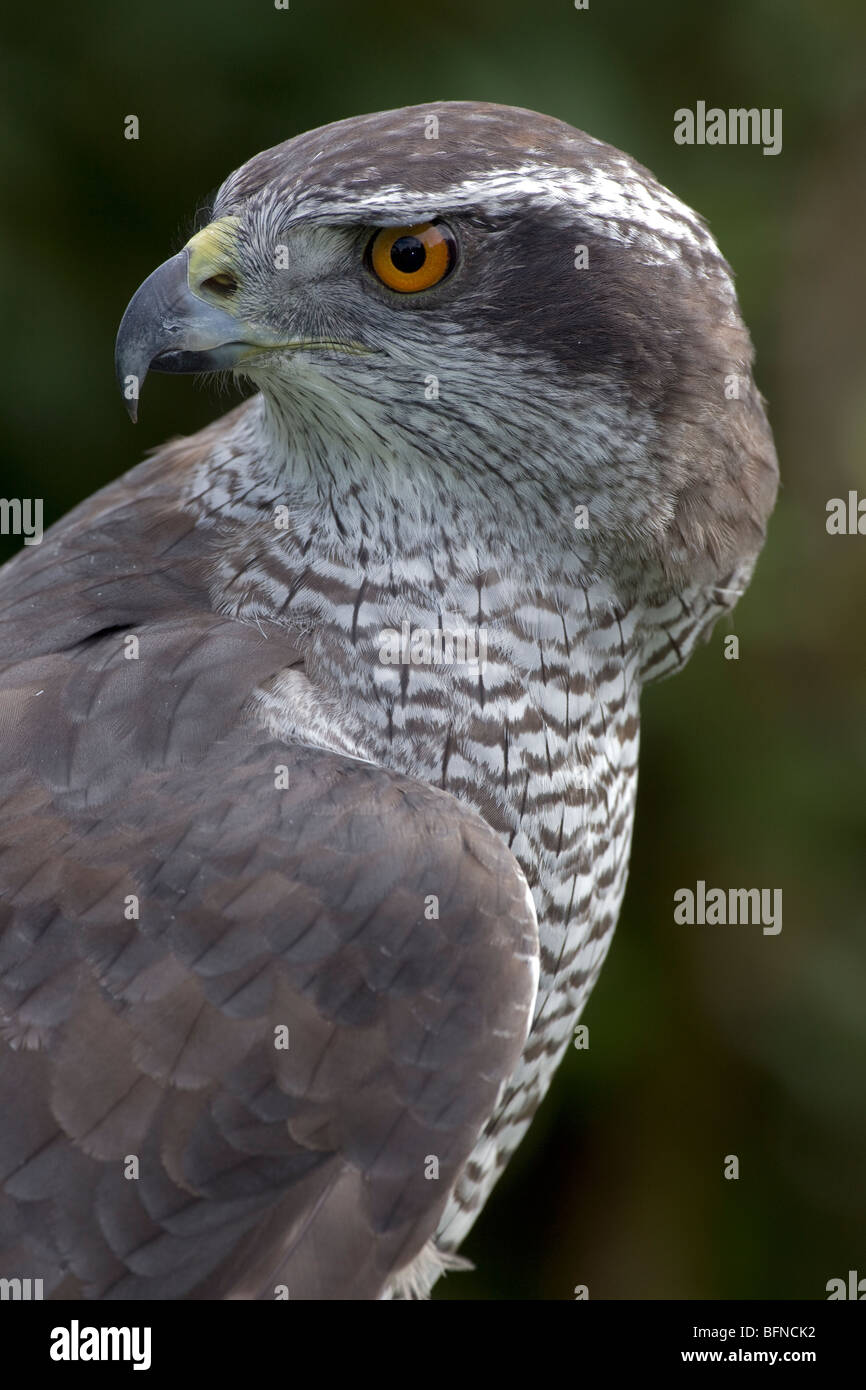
[1,0,864,1300]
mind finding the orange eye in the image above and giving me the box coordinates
[367,222,456,293]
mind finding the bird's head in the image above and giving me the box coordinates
[116,101,777,590]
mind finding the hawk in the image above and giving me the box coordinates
[0,101,777,1300]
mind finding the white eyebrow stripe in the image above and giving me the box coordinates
[274,159,717,265]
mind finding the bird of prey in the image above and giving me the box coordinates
[0,101,777,1300]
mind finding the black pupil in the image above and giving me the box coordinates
[390,235,426,273]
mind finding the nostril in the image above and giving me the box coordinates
[199,272,238,297]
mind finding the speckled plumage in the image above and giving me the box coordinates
[0,102,777,1299]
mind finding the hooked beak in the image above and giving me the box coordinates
[115,218,276,421]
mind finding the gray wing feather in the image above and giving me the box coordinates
[0,468,537,1300]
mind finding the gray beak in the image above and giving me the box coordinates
[115,250,256,422]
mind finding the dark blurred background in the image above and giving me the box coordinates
[1,0,864,1300]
